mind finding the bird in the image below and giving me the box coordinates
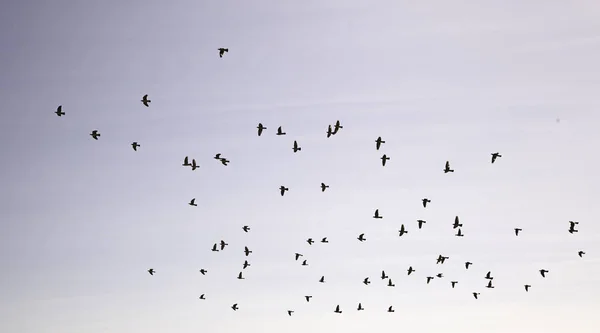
[218,48,229,58]
[320,182,329,192]
[199,269,207,275]
[407,266,415,275]
[451,281,458,288]
[417,220,426,229]
[279,186,289,196]
[295,253,303,261]
[569,221,579,233]
[141,94,151,107]
[131,142,140,151]
[539,269,548,278]
[491,152,502,163]
[55,105,65,116]
[148,268,155,275]
[321,237,329,243]
[437,255,449,264]
[334,305,342,314]
[326,125,333,138]
[244,246,252,256]
[182,156,191,167]
[422,198,431,208]
[292,140,301,152]
[485,271,493,280]
[444,161,454,173]
[237,272,245,280]
[363,277,370,285]
[242,225,250,232]
[302,260,308,266]
[189,198,197,206]
[357,233,366,242]
[191,159,199,171]
[357,303,364,311]
[436,273,443,278]
[257,123,267,136]
[398,224,408,237]
[388,306,395,313]
[465,262,473,269]
[486,280,495,289]
[578,251,585,257]
[306,238,314,245]
[220,240,228,250]
[381,270,388,279]
[452,216,462,229]
[287,310,294,316]
[524,284,531,292]
[455,228,464,237]
[220,158,230,166]
[426,276,434,284]
[243,260,250,269]
[473,292,480,299]
[373,209,383,219]
[381,154,390,166]
[387,279,395,287]
[90,130,101,140]
[214,153,222,160]
[211,244,219,252]
[276,126,286,135]
[199,294,205,300]
[332,120,343,134]
[319,276,325,283]
[231,303,238,311]
[305,296,312,302]
[375,136,385,150]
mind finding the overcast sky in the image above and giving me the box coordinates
[1,0,600,332]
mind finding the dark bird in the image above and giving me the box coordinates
[578,251,585,257]
[148,268,155,275]
[90,130,101,140]
[242,225,250,232]
[279,186,289,196]
[333,120,343,134]
[243,260,250,269]
[539,269,548,278]
[305,296,312,302]
[199,294,205,300]
[141,94,151,107]
[292,140,301,152]
[287,310,294,316]
[514,228,522,236]
[417,220,426,229]
[237,272,245,280]
[436,273,443,278]
[321,237,329,243]
[451,281,458,288]
[220,158,230,166]
[473,292,480,299]
[398,224,408,237]
[326,125,333,138]
[524,284,531,292]
[436,255,449,264]
[363,277,370,285]
[486,280,495,289]
[465,262,473,269]
[357,233,366,242]
[307,238,314,245]
[334,305,342,314]
[357,303,364,311]
[319,276,325,283]
[131,142,140,151]
[381,270,388,280]
[407,266,415,275]
[569,228,579,234]
[444,161,454,173]
[320,183,329,192]
[388,306,395,313]
[257,123,266,136]
[491,152,502,163]
[373,209,383,219]
[220,240,228,250]
[455,228,464,237]
[387,279,395,287]
[381,154,390,166]
[426,276,434,284]
[569,221,579,233]
[191,159,199,170]
[189,198,197,206]
[422,198,431,208]
[211,243,219,252]
[218,48,229,58]
[231,303,238,311]
[375,136,385,150]
[199,269,207,275]
[244,246,253,256]
[276,126,286,136]
[55,105,65,116]
[453,216,462,229]
[214,153,222,160]
[485,271,493,280]
[302,260,308,266]
[182,156,191,167]
[295,253,303,261]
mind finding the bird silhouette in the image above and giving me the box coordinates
[244,246,253,256]
[381,270,388,279]
[276,126,286,135]
[321,237,329,243]
[211,243,219,252]
[357,303,364,311]
[375,136,385,150]
[220,158,230,166]
[90,130,101,140]
[373,209,383,219]
[306,238,314,245]
[214,153,222,160]
[444,161,454,173]
[242,225,250,232]
[407,266,415,275]
[398,224,408,237]
[387,279,395,287]
[381,154,390,166]
[182,156,191,167]
[455,228,464,237]
[326,125,333,138]
[465,262,473,269]
[191,159,199,170]
[199,294,205,300]
[218,48,229,58]
[387,306,395,313]
[451,281,458,288]
[189,198,197,206]
[148,268,155,275]
[417,220,426,229]
[302,260,308,266]
[295,253,303,261]
[131,142,140,151]
[257,123,267,136]
[357,233,366,242]
[426,276,434,284]
[199,269,207,275]
[473,292,480,299]
[220,240,228,250]
[568,221,579,233]
[55,105,65,116]
[485,271,493,280]
[332,120,343,134]
[512,228,522,236]
[363,277,370,285]
[436,273,443,278]
[141,94,151,107]
[287,310,294,316]
[578,251,585,257]
[319,276,325,283]
[243,260,250,269]
[422,198,431,208]
[279,186,289,196]
[231,303,238,311]
[334,305,342,314]
[305,296,312,302]
[292,140,301,152]
[491,152,502,163]
[320,182,329,192]
[453,216,462,229]
[486,280,495,289]
[539,269,548,278]
[237,272,245,280]
[524,284,531,292]
[437,255,449,264]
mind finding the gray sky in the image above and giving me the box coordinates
[1,0,600,332]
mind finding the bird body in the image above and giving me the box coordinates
[276,126,286,135]
[55,105,65,116]
[90,130,101,140]
[292,140,301,152]
[444,161,454,173]
[375,136,385,150]
[257,123,266,136]
[218,48,229,57]
[422,198,430,208]
[141,94,151,107]
[280,186,289,196]
[131,142,140,151]
[381,154,390,166]
[491,152,502,163]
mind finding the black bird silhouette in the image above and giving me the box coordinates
[141,94,151,107]
[334,305,342,314]
[426,276,434,284]
[333,120,343,134]
[231,303,238,311]
[375,136,385,150]
[578,251,585,257]
[279,186,289,196]
[407,266,415,275]
[451,281,458,288]
[486,280,495,289]
[453,216,462,229]
[436,273,443,278]
[455,228,464,237]
[211,243,219,252]
[199,294,205,300]
[473,292,480,299]
[320,183,329,192]
[319,276,325,283]
[191,159,199,170]
[514,228,522,236]
[485,271,493,280]
[387,279,395,287]
[357,233,366,242]
[131,142,140,151]
[321,237,329,243]
[398,224,408,237]
[292,140,301,152]
[363,277,370,285]
[242,225,250,232]
[276,126,286,135]
[237,272,245,280]
[189,198,197,206]
[90,130,101,140]
[422,198,431,208]
[305,296,312,302]
[568,221,579,233]
[465,262,472,269]
[220,158,230,166]
[257,123,267,136]
[244,246,253,256]
[302,260,308,266]
[417,220,426,229]
[444,161,454,173]
[381,154,390,166]
[381,270,388,279]
[218,48,229,58]
[436,255,449,264]
[307,238,314,245]
[287,310,294,316]
[357,303,364,311]
[182,156,191,167]
[326,125,333,138]
[524,284,531,292]
[55,105,65,116]
[214,153,222,160]
[243,260,250,269]
[373,209,383,219]
[539,269,548,278]
[199,269,207,275]
[148,268,155,275]
[491,152,502,164]
[295,253,303,261]
[388,306,395,313]
[220,240,228,250]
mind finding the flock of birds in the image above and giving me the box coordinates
[54,48,588,316]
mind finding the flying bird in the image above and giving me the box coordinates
[220,240,228,250]
[305,296,312,302]
[302,260,308,266]
[257,123,266,136]
[485,271,493,280]
[437,255,449,264]
[422,198,431,208]
[388,306,395,313]
[244,246,253,256]
[218,48,229,58]
[407,266,415,275]
[242,225,250,232]
[326,125,333,138]
[357,303,364,311]
[55,105,65,116]
[131,142,140,151]
[287,310,294,316]
[319,276,325,283]
[214,153,222,160]
[491,152,502,163]
[524,284,531,292]
[141,94,151,107]
[182,156,191,167]
[279,186,289,196]
[426,276,434,284]
[276,126,286,136]
[453,216,462,229]
[321,237,329,243]
[578,251,585,257]
[231,303,238,311]
[332,120,343,134]
[444,161,454,173]
[306,238,314,245]
[148,268,155,275]
[486,280,495,289]
[199,269,207,275]
[357,233,366,242]
[90,130,101,140]
[237,272,245,280]
[398,224,408,237]
[191,159,199,170]
[334,305,342,314]
[373,209,383,219]
[417,220,426,229]
[381,270,388,279]
[295,253,303,261]
[465,262,473,269]
[189,198,197,206]
[387,279,395,287]
[292,140,301,152]
[220,158,230,166]
[514,228,522,236]
[375,136,385,150]
[455,228,464,237]
[320,183,329,192]
[436,273,443,278]
[473,292,480,300]
[381,154,390,166]
[539,269,548,278]
[243,260,250,269]
[199,294,205,300]
[363,277,370,285]
[211,243,219,252]
[451,281,458,288]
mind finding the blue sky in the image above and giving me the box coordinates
[1,0,600,332]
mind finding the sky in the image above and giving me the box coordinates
[1,0,600,332]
